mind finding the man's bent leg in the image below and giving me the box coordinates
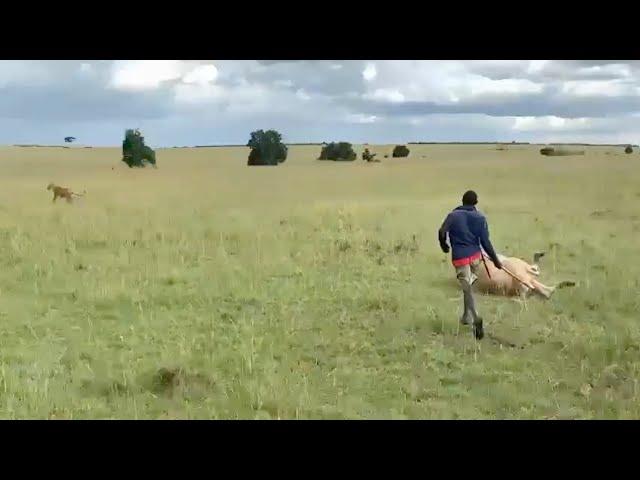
[456,260,484,339]
[456,263,478,325]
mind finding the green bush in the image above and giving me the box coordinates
[247,129,288,166]
[625,145,633,154]
[539,147,554,156]
[122,129,156,168]
[540,147,584,156]
[318,142,356,161]
[362,148,377,162]
[392,145,410,158]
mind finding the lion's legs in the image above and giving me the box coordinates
[531,279,554,299]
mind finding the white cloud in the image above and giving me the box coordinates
[182,64,218,85]
[274,79,294,88]
[361,61,543,105]
[467,76,544,96]
[173,78,285,116]
[110,60,188,91]
[174,83,225,103]
[561,79,637,97]
[366,88,405,103]
[347,113,378,124]
[111,61,221,103]
[513,116,591,131]
[363,63,377,82]
[296,88,311,101]
[577,63,632,79]
[527,60,550,74]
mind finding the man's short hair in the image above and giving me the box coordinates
[462,190,478,206]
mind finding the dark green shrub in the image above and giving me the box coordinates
[392,145,410,158]
[318,142,356,161]
[540,147,555,156]
[540,147,584,156]
[625,145,633,154]
[247,129,288,166]
[122,129,156,168]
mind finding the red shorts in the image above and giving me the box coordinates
[452,251,482,267]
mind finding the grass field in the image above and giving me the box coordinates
[1,143,639,419]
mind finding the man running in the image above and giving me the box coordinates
[438,190,502,339]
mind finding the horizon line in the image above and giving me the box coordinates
[4,142,639,149]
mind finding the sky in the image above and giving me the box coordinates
[1,60,640,147]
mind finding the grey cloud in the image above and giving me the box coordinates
[347,83,640,119]
[1,60,640,146]
[352,95,640,118]
[246,60,366,96]
[0,84,173,122]
[464,60,639,82]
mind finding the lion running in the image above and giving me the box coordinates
[47,183,86,203]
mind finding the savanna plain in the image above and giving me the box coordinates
[0,143,639,419]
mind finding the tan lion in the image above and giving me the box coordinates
[47,183,86,203]
[474,252,575,299]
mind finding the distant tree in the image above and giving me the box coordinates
[318,142,356,161]
[64,136,76,143]
[539,147,555,156]
[392,145,410,158]
[625,145,633,154]
[362,148,377,162]
[247,129,288,166]
[539,146,584,156]
[122,129,157,168]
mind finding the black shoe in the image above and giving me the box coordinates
[473,318,484,340]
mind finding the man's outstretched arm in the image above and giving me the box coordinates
[479,218,502,269]
[438,214,452,253]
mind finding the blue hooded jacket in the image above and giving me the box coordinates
[438,205,500,265]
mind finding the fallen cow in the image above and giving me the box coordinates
[474,252,575,299]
